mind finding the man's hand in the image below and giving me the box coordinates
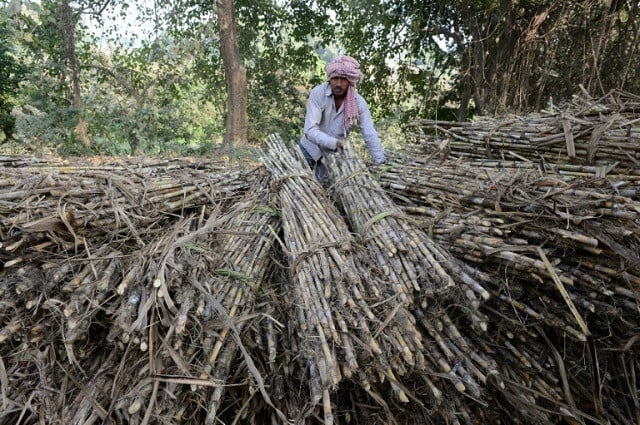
[335,139,344,152]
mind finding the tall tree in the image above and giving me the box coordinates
[217,0,247,147]
[0,9,25,140]
[12,0,109,150]
[55,0,90,146]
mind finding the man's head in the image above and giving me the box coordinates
[326,55,362,87]
[326,55,362,131]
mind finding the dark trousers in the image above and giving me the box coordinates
[299,144,328,184]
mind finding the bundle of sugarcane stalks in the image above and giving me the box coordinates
[1,97,639,425]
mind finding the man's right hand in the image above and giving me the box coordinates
[335,139,344,152]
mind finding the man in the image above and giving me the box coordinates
[299,55,386,184]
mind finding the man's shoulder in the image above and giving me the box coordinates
[310,82,330,95]
[354,91,370,107]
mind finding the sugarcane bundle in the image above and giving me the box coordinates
[0,214,191,424]
[323,141,490,319]
[144,180,282,425]
[0,236,150,423]
[379,196,622,337]
[380,154,639,323]
[104,179,282,425]
[263,135,433,418]
[375,159,508,213]
[0,154,230,173]
[262,135,363,422]
[466,293,639,425]
[322,142,507,409]
[2,142,639,425]
[379,153,640,229]
[379,156,634,208]
[405,91,640,172]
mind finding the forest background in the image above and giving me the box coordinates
[0,0,639,158]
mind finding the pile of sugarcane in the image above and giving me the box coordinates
[376,149,639,424]
[1,102,639,424]
[0,157,253,268]
[406,89,640,172]
[0,158,287,424]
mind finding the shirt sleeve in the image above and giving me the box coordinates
[357,97,386,165]
[303,86,341,151]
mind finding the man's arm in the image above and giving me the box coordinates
[357,97,386,165]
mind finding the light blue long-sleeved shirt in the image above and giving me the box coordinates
[299,82,386,165]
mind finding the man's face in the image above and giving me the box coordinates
[329,77,349,97]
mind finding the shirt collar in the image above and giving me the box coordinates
[324,82,333,97]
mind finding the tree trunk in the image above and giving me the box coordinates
[217,0,247,148]
[56,0,90,147]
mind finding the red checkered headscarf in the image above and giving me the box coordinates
[326,55,362,134]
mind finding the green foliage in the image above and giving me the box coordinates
[0,8,27,140]
[5,0,87,151]
[2,0,224,156]
[314,0,640,119]
[168,0,331,144]
[85,34,224,155]
[11,103,74,152]
[4,0,640,159]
